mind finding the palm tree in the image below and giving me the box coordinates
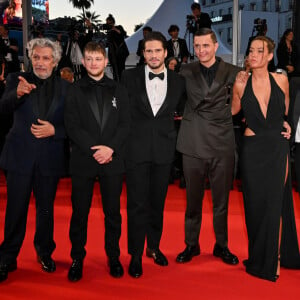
[77,11,102,32]
[68,0,94,16]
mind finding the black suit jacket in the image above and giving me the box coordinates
[166,38,189,62]
[188,12,212,34]
[0,72,69,176]
[121,66,186,164]
[177,58,241,158]
[64,75,130,177]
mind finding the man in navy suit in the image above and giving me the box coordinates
[0,38,69,282]
[121,31,186,278]
[64,42,130,282]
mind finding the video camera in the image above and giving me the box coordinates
[98,23,112,32]
[253,18,267,36]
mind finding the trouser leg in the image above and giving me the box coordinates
[69,175,94,260]
[99,174,123,258]
[182,155,207,246]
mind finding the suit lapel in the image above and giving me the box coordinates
[101,86,114,133]
[137,68,154,117]
[191,63,210,96]
[45,77,61,120]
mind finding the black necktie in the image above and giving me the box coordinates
[149,72,164,80]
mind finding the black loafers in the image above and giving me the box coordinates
[37,256,56,272]
[176,245,200,263]
[146,248,168,266]
[213,244,239,265]
[108,257,124,278]
[0,261,17,283]
[128,255,142,278]
[68,259,83,282]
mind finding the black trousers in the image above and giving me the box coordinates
[126,161,171,256]
[69,174,123,260]
[0,167,59,264]
[182,154,234,248]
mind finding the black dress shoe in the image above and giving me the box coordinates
[176,245,200,263]
[128,255,142,278]
[68,259,83,282]
[37,256,56,272]
[213,244,239,265]
[0,261,17,283]
[108,257,124,278]
[146,248,168,266]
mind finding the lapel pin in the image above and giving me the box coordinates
[112,97,117,108]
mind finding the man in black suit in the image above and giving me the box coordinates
[121,31,186,278]
[176,28,240,266]
[187,2,212,35]
[0,38,69,282]
[166,24,189,64]
[64,42,130,282]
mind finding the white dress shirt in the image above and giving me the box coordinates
[145,65,167,116]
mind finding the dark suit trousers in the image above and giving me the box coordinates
[69,174,123,260]
[0,167,58,263]
[182,154,234,248]
[126,162,171,256]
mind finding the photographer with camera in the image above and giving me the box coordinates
[106,14,129,82]
[186,3,212,35]
[62,19,93,81]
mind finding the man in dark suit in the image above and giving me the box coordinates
[187,2,212,35]
[166,24,189,64]
[0,38,69,282]
[121,31,186,278]
[64,42,130,282]
[176,28,240,266]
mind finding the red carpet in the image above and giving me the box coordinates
[0,172,300,299]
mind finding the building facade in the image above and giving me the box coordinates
[200,0,294,50]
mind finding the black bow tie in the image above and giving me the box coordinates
[172,39,178,43]
[149,72,164,80]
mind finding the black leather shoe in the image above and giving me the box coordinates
[68,259,83,282]
[146,248,168,266]
[213,244,239,265]
[0,261,17,283]
[128,255,142,278]
[108,257,124,278]
[176,245,200,263]
[37,256,56,272]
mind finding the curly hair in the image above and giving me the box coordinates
[27,38,62,64]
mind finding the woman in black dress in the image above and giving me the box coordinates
[232,35,300,282]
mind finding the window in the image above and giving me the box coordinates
[211,0,216,3]
[211,11,215,18]
[219,9,223,16]
[228,7,232,14]
[250,3,257,11]
[262,0,268,11]
[239,4,245,10]
[219,30,223,39]
[275,0,281,12]
[201,0,206,6]
[289,0,294,9]
[227,27,232,44]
